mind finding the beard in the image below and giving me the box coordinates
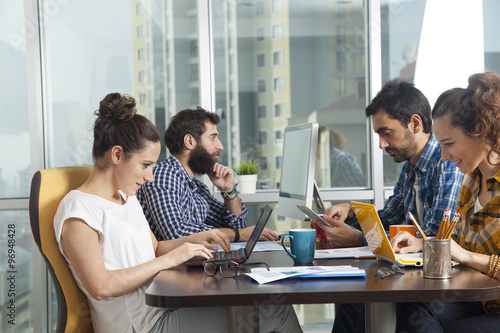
[188,144,219,175]
[386,129,418,163]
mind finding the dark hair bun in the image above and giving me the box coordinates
[96,92,136,121]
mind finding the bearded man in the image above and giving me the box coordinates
[137,107,277,242]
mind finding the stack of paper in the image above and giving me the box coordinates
[245,266,366,284]
[314,246,375,259]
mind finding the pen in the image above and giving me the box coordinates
[408,212,428,240]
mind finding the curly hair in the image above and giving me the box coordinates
[432,71,500,166]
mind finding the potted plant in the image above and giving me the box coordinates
[232,159,260,194]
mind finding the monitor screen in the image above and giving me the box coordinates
[278,122,319,220]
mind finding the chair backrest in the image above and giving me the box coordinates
[29,167,94,333]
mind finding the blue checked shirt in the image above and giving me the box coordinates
[136,156,248,240]
[352,134,463,236]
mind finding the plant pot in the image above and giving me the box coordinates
[237,174,258,194]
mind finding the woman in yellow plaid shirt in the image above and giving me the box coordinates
[391,71,500,332]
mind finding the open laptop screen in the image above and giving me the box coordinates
[244,205,273,256]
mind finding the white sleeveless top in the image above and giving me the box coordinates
[54,190,164,333]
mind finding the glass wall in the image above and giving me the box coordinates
[0,2,34,332]
[2,0,500,331]
[211,0,368,230]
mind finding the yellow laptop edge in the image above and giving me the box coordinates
[351,201,424,267]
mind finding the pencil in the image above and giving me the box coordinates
[443,213,460,239]
[408,212,428,240]
[436,209,450,239]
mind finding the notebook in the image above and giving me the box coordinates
[351,201,424,267]
[186,204,273,266]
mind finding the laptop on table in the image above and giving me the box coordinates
[351,201,424,267]
[186,204,273,267]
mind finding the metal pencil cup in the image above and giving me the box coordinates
[423,237,451,279]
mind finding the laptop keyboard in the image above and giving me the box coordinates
[213,248,246,261]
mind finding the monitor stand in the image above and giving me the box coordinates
[313,180,325,214]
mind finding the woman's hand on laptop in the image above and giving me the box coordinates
[192,229,231,253]
[390,231,422,254]
[238,226,278,242]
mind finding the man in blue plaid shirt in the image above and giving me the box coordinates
[314,79,464,333]
[137,107,278,242]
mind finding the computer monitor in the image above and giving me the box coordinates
[278,122,324,220]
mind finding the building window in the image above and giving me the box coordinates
[255,1,265,16]
[256,52,266,68]
[274,103,284,117]
[257,130,268,145]
[272,23,283,40]
[190,40,198,58]
[138,70,146,83]
[136,2,143,15]
[336,51,346,71]
[257,104,267,119]
[272,50,283,66]
[190,64,199,82]
[137,48,145,61]
[255,27,265,42]
[137,25,144,38]
[257,78,266,93]
[272,0,283,13]
[139,93,147,105]
[273,77,284,93]
[276,155,282,168]
[275,129,283,143]
[259,155,269,170]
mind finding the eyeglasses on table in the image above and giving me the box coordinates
[203,260,269,278]
[375,264,405,279]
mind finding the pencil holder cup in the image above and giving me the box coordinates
[423,237,451,279]
[281,229,316,264]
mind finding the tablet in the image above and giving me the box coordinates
[297,205,332,227]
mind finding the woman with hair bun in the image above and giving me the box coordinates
[392,72,500,332]
[54,93,301,333]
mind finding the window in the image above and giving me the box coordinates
[189,39,198,57]
[272,23,283,40]
[259,155,269,170]
[138,70,146,83]
[257,130,268,145]
[272,0,283,13]
[276,155,282,168]
[273,50,283,66]
[255,27,265,42]
[137,48,145,60]
[257,78,266,93]
[274,103,284,118]
[255,1,265,16]
[136,2,143,15]
[273,77,284,93]
[190,64,199,82]
[275,130,283,143]
[137,25,144,38]
[257,104,267,119]
[256,52,266,68]
[139,93,147,105]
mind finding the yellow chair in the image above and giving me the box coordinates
[29,167,94,333]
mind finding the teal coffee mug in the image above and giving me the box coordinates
[281,229,316,264]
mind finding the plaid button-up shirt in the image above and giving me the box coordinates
[454,168,500,313]
[137,156,248,241]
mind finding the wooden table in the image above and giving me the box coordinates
[146,250,500,332]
